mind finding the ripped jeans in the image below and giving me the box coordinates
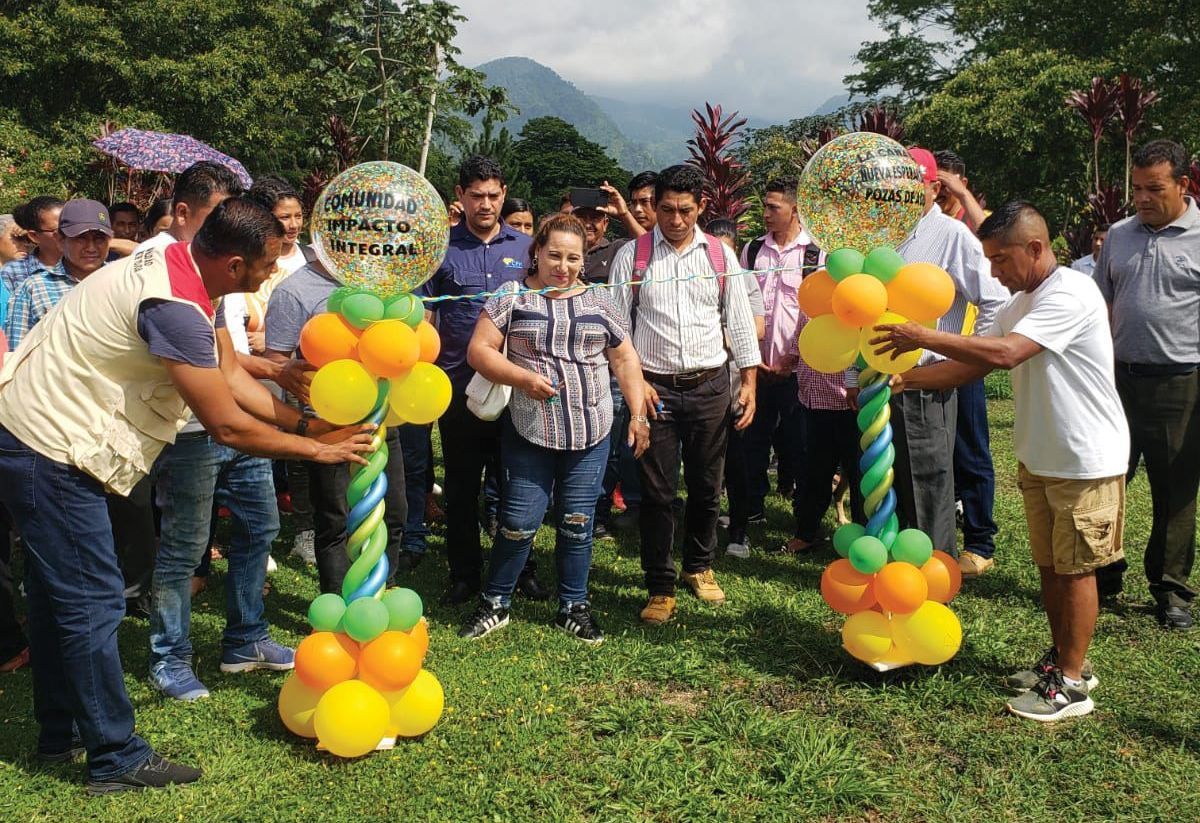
[484,419,608,609]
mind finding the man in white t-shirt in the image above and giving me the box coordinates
[871,201,1128,723]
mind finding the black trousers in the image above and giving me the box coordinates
[107,475,157,601]
[1113,368,1200,608]
[308,427,406,595]
[639,371,731,596]
[891,388,959,555]
[0,505,26,660]
[793,405,864,540]
[438,394,535,587]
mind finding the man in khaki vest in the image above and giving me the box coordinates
[0,198,373,795]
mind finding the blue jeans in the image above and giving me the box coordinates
[953,380,997,558]
[398,423,431,553]
[0,427,152,779]
[484,421,607,608]
[150,433,279,669]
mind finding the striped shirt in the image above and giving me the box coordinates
[5,262,74,349]
[484,281,627,451]
[848,204,1007,386]
[609,225,761,374]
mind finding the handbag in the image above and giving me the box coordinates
[466,296,514,421]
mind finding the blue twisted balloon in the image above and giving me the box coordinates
[341,396,390,603]
[856,368,899,548]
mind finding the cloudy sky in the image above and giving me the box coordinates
[452,0,888,121]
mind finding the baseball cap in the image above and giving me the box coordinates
[907,147,938,183]
[58,199,113,237]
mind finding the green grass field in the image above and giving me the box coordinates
[2,393,1199,821]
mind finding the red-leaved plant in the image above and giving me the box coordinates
[687,103,751,225]
[1066,77,1120,195]
[1113,73,1161,199]
[854,105,905,142]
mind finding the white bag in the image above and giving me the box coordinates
[466,295,513,421]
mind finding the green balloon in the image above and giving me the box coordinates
[381,587,423,631]
[385,294,425,328]
[855,354,869,370]
[826,248,866,282]
[862,246,905,283]
[307,593,347,632]
[341,597,390,643]
[848,535,888,575]
[832,523,867,558]
[340,292,386,329]
[890,528,933,567]
[326,286,356,314]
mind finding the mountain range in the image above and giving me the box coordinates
[475,57,783,171]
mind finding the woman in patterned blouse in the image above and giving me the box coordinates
[460,214,649,644]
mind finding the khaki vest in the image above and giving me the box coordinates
[0,242,217,495]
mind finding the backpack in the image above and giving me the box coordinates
[629,231,727,330]
[745,236,823,276]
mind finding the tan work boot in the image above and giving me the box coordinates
[640,595,676,624]
[680,568,726,604]
[959,551,995,578]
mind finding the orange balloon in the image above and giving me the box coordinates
[406,617,430,658]
[798,269,837,318]
[819,558,877,615]
[886,262,956,323]
[358,320,420,378]
[415,320,441,363]
[295,631,359,691]
[299,312,361,368]
[357,630,423,692]
[920,550,963,604]
[831,273,889,328]
[874,561,930,614]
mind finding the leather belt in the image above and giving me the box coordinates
[643,366,725,389]
[1115,361,1200,377]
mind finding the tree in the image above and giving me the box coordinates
[511,117,628,219]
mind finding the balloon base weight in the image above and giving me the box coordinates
[315,736,396,753]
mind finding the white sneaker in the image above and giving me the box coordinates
[725,541,750,559]
[432,483,443,496]
[266,555,278,574]
[290,529,316,564]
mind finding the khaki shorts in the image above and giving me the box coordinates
[1017,464,1125,575]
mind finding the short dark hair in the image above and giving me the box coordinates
[1095,222,1112,233]
[246,175,302,212]
[173,161,244,211]
[977,200,1043,243]
[933,150,966,177]
[192,197,284,261]
[143,197,172,235]
[705,218,738,242]
[13,196,65,231]
[764,176,798,202]
[501,198,534,219]
[655,164,706,204]
[1133,139,1189,179]
[628,171,657,197]
[458,155,505,188]
[108,202,140,219]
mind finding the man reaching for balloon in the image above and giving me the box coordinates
[871,201,1128,722]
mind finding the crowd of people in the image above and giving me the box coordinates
[0,136,1195,791]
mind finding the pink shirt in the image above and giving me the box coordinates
[742,230,821,370]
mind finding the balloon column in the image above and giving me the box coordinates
[279,588,444,756]
[796,134,964,669]
[278,161,451,754]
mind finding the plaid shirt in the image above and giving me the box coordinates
[5,262,75,350]
[795,310,852,411]
[0,253,57,306]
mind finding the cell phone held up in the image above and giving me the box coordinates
[569,188,609,210]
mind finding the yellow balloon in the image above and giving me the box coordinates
[798,314,860,374]
[385,669,445,738]
[311,359,379,425]
[890,601,962,665]
[859,311,924,375]
[388,362,452,425]
[384,405,406,427]
[278,673,325,739]
[841,610,895,663]
[313,679,390,757]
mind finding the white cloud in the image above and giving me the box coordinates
[451,0,888,120]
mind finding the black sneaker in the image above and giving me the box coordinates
[554,603,604,645]
[593,521,612,541]
[441,580,480,606]
[37,737,85,764]
[1006,667,1094,722]
[746,510,767,525]
[1158,605,1194,630]
[394,550,424,573]
[457,599,510,639]
[1004,646,1098,693]
[86,752,202,795]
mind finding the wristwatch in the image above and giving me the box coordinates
[294,415,312,436]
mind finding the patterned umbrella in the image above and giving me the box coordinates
[92,128,253,188]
